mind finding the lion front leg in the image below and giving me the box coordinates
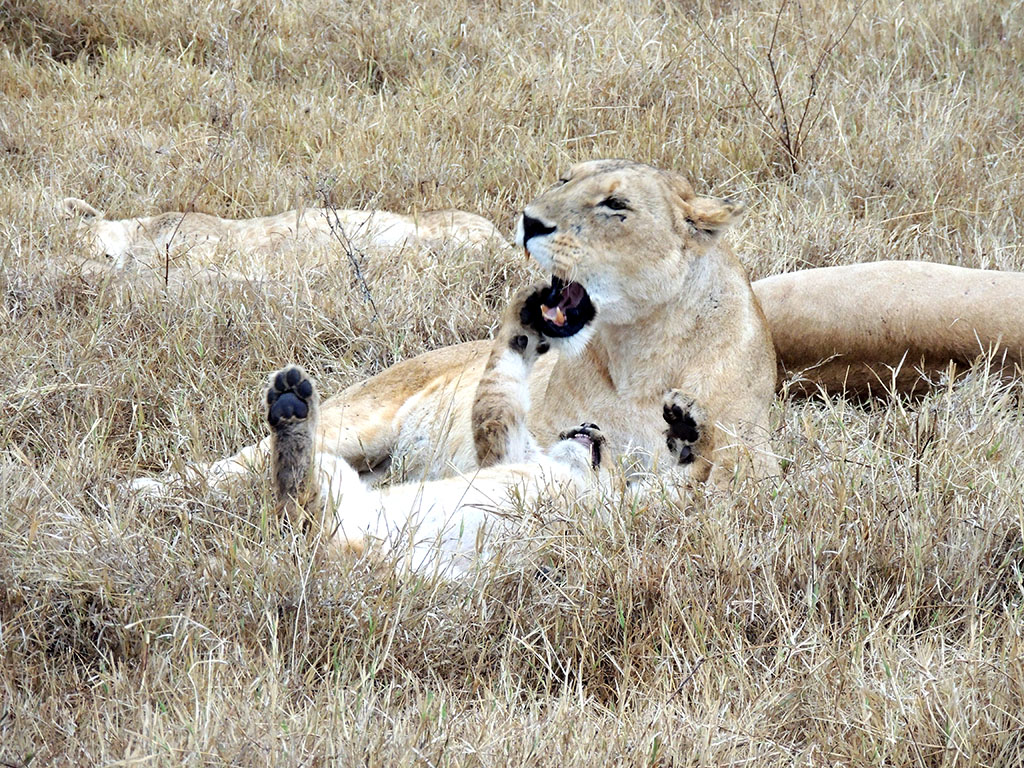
[662,389,778,488]
[662,389,714,483]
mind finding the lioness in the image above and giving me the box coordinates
[141,160,1024,494]
[263,284,706,574]
[61,196,507,271]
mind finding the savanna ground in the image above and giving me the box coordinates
[2,0,1024,764]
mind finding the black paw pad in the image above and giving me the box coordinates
[509,332,552,356]
[663,404,699,441]
[668,440,694,464]
[519,302,539,327]
[266,366,314,427]
[268,392,308,426]
[663,403,699,465]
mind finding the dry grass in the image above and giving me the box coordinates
[2,0,1024,764]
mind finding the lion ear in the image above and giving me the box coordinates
[663,173,743,238]
[685,196,744,238]
[61,197,103,220]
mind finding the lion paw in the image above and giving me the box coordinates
[266,366,316,429]
[505,283,553,358]
[266,365,322,535]
[662,391,706,465]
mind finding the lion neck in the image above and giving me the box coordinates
[584,247,737,398]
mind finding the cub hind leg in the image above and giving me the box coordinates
[265,365,324,535]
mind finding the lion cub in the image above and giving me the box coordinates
[265,284,615,574]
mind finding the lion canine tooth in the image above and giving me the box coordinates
[541,304,566,326]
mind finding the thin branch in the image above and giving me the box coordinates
[793,0,868,148]
[696,0,865,178]
[694,15,775,132]
[317,185,380,326]
[766,0,797,172]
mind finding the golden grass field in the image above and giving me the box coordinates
[3,0,1024,764]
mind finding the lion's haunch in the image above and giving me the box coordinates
[753,261,1024,395]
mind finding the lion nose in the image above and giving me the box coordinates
[521,214,556,247]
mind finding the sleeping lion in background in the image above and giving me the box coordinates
[61,195,507,274]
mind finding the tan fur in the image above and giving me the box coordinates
[471,283,553,467]
[753,261,1024,395]
[61,196,507,272]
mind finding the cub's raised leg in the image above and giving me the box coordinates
[265,366,323,534]
[471,282,556,468]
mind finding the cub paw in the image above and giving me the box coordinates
[662,391,706,465]
[266,366,316,428]
[506,283,553,357]
[508,328,550,357]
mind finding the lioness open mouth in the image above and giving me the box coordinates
[532,276,596,338]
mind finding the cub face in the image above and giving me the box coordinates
[514,159,743,326]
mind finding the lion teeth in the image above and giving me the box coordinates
[541,304,566,326]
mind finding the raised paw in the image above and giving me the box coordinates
[662,391,706,465]
[265,365,322,536]
[504,283,553,358]
[266,366,316,428]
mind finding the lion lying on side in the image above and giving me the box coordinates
[261,285,705,574]
[61,196,507,272]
